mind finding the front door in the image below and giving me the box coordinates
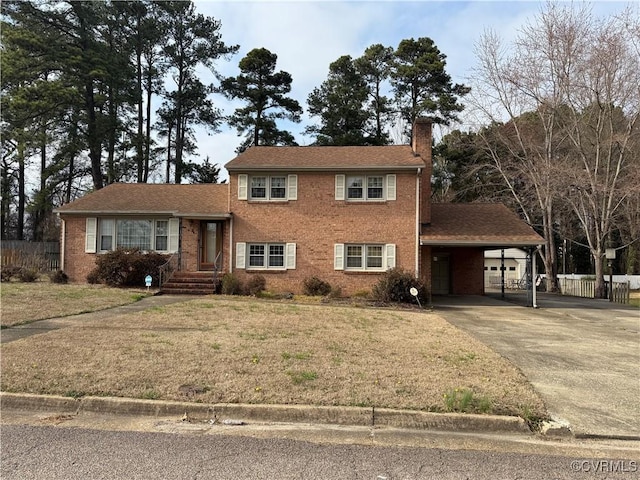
[199,221,222,270]
[431,254,450,295]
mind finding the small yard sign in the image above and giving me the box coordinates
[145,275,152,290]
[409,287,422,309]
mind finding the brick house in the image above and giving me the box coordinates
[55,119,543,296]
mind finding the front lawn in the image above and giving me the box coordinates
[1,280,149,327]
[0,295,547,423]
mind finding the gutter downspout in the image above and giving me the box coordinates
[532,247,538,308]
[415,167,421,277]
[229,214,234,273]
[59,215,65,272]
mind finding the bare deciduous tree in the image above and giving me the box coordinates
[470,2,639,297]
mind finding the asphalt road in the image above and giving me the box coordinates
[2,424,638,480]
[432,293,640,439]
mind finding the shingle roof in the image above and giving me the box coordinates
[225,145,426,171]
[421,203,543,247]
[55,183,230,218]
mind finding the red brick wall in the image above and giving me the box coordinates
[180,219,230,272]
[412,119,432,226]
[60,216,227,283]
[229,171,420,295]
[449,247,485,295]
[61,216,96,283]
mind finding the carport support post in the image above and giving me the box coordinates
[532,247,538,308]
[501,249,505,299]
[525,248,538,308]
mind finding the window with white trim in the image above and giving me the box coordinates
[155,220,168,251]
[100,219,114,251]
[346,175,384,201]
[345,244,384,270]
[244,174,297,201]
[336,174,396,201]
[250,176,267,199]
[236,242,296,270]
[96,218,176,252]
[335,243,395,271]
[247,243,286,268]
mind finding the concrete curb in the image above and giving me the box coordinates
[0,392,531,435]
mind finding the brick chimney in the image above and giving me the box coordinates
[411,117,432,161]
[411,118,432,226]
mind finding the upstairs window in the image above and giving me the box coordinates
[270,176,287,199]
[346,175,385,200]
[238,174,297,201]
[336,174,396,201]
[250,176,267,199]
[367,176,384,199]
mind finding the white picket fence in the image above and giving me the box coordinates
[557,277,630,304]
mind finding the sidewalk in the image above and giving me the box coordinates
[1,294,197,344]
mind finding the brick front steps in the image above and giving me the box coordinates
[160,271,218,295]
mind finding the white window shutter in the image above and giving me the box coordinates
[85,218,97,253]
[334,243,344,270]
[238,174,248,200]
[286,243,296,269]
[385,244,396,269]
[335,175,345,200]
[288,175,298,200]
[236,242,246,269]
[386,174,396,201]
[168,218,179,252]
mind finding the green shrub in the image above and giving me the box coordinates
[371,267,428,304]
[303,276,332,296]
[49,269,69,284]
[221,273,243,295]
[245,274,266,296]
[90,248,168,287]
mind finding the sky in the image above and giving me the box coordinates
[185,1,629,180]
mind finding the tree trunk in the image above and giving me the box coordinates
[593,249,607,299]
[144,70,153,183]
[16,137,25,241]
[85,80,103,190]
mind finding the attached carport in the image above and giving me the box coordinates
[420,204,544,307]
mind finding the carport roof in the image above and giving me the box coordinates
[420,203,543,247]
[54,183,231,218]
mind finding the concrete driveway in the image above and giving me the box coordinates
[432,293,639,439]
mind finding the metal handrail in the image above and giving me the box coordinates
[158,252,180,287]
[212,251,222,292]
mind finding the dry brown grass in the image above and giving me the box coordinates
[0,296,546,420]
[629,290,640,308]
[0,280,149,327]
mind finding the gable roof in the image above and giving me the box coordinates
[421,203,543,247]
[225,145,426,172]
[55,183,230,218]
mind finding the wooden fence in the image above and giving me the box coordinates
[1,241,60,272]
[558,277,630,305]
